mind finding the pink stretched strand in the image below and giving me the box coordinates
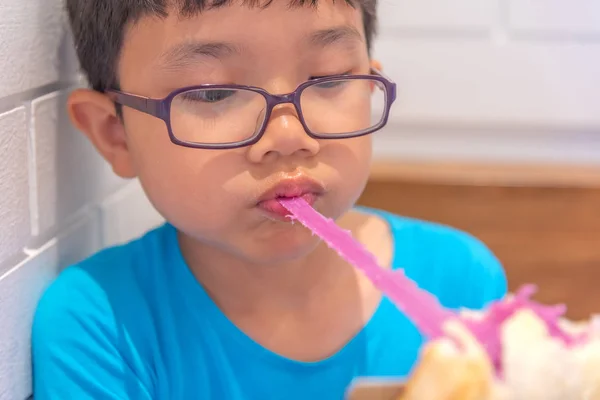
[279,198,588,376]
[279,197,455,339]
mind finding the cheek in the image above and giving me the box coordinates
[338,136,372,180]
[346,136,372,195]
[126,118,241,233]
[356,135,373,162]
[322,136,372,208]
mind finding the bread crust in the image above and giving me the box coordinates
[397,311,600,400]
[399,320,494,400]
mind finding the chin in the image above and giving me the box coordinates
[239,225,322,266]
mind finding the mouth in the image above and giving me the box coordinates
[256,177,325,220]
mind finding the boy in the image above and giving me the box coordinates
[32,1,508,399]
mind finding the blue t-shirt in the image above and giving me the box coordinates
[32,209,507,400]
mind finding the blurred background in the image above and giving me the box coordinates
[360,0,600,322]
[0,1,599,399]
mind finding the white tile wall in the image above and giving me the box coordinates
[0,213,101,400]
[372,0,600,164]
[0,108,29,273]
[0,0,599,399]
[0,2,162,399]
[378,0,495,32]
[375,39,600,127]
[508,0,600,35]
[31,91,124,237]
[0,1,78,98]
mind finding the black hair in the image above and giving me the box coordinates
[65,0,378,92]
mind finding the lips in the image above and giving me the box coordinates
[256,177,325,219]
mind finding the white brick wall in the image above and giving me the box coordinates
[0,2,164,399]
[508,0,600,36]
[0,1,78,99]
[0,214,101,400]
[0,108,29,273]
[30,91,124,237]
[0,1,599,399]
[378,0,495,33]
[373,0,600,164]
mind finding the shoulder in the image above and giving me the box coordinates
[35,227,151,314]
[364,207,496,260]
[31,226,173,398]
[365,208,508,310]
[33,240,135,344]
[32,224,172,358]
[40,222,172,293]
[31,256,119,361]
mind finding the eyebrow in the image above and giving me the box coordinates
[158,41,241,69]
[307,25,364,48]
[157,25,362,70]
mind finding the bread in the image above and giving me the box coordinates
[399,319,495,400]
[397,309,600,400]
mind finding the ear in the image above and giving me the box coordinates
[67,89,137,179]
[370,59,383,72]
[369,59,384,92]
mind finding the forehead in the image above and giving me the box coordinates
[125,0,364,50]
[118,1,365,86]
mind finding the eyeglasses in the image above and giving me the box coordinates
[106,68,397,150]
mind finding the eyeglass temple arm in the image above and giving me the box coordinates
[106,90,163,118]
[370,67,397,103]
[370,67,392,80]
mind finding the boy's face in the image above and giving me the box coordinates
[74,1,379,264]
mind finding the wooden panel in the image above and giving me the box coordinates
[358,162,600,320]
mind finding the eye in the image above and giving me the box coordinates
[309,71,353,89]
[181,89,237,103]
[314,80,347,89]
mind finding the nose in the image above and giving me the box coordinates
[246,102,320,164]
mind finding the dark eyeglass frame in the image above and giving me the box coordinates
[106,68,397,150]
